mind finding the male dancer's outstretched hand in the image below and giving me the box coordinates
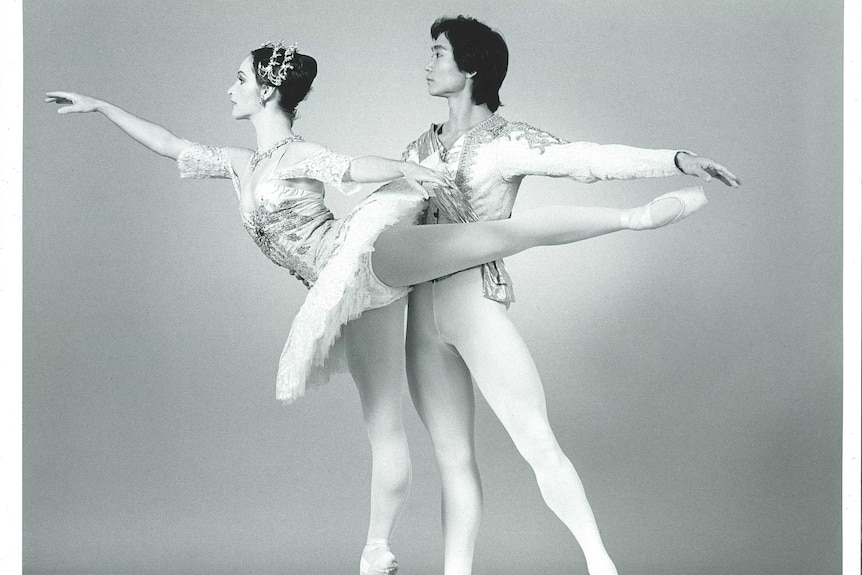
[675,152,741,187]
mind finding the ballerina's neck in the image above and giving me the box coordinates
[251,110,297,150]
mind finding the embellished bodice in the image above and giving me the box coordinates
[177,143,355,287]
[242,199,339,287]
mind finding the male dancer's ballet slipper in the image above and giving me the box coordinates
[623,185,708,230]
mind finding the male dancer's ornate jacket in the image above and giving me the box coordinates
[402,114,683,305]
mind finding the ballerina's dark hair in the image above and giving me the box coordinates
[251,43,317,121]
[431,16,508,112]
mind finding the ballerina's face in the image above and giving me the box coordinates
[425,33,471,98]
[227,56,263,119]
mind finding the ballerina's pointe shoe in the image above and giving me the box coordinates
[622,186,708,230]
[360,542,398,575]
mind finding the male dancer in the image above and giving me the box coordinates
[402,16,740,575]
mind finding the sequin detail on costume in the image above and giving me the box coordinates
[243,199,335,287]
[270,150,352,190]
[503,122,570,153]
[177,144,233,179]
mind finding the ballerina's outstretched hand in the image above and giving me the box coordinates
[46,91,193,159]
[45,91,103,114]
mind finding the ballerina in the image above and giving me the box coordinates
[47,40,715,575]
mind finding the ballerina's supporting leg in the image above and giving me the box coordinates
[344,303,411,575]
[372,186,706,288]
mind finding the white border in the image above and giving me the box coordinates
[2,2,858,573]
[843,2,862,574]
[0,0,23,572]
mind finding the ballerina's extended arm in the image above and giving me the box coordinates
[346,156,454,191]
[48,92,450,191]
[45,91,194,160]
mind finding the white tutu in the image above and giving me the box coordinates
[274,181,426,403]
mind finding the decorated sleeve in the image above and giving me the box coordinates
[176,143,234,179]
[494,122,681,183]
[270,149,353,193]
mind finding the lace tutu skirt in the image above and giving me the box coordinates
[275,181,426,403]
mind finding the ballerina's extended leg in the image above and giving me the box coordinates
[372,186,707,287]
[619,186,707,230]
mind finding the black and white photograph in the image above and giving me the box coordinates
[5,1,858,574]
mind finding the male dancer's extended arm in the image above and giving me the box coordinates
[493,123,739,187]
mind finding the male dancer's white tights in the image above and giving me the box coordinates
[406,270,619,575]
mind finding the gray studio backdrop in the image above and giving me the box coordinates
[23,1,842,574]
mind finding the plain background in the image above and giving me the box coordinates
[20,1,846,574]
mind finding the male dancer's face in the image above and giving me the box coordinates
[425,33,470,99]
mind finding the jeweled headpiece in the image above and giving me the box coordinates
[257,41,298,87]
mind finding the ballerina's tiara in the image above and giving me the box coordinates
[257,41,298,86]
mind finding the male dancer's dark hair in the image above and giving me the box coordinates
[431,16,508,111]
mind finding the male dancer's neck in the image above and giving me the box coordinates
[441,93,493,146]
